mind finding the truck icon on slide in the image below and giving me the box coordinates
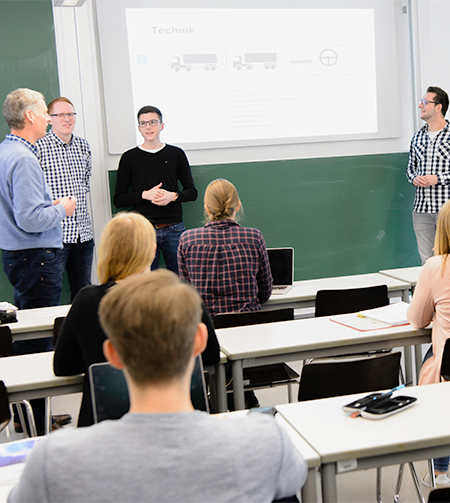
[233,53,277,70]
[171,54,218,71]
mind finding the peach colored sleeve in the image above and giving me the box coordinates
[407,262,435,329]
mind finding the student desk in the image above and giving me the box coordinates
[1,351,83,413]
[217,315,431,410]
[264,273,412,311]
[379,266,422,288]
[277,382,450,503]
[8,305,70,342]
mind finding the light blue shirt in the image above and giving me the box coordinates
[0,135,66,251]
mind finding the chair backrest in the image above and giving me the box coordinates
[213,308,294,329]
[0,381,12,433]
[53,316,66,347]
[315,284,389,317]
[440,338,450,381]
[89,356,209,423]
[298,351,401,402]
[0,326,14,358]
[428,487,450,502]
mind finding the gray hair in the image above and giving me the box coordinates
[3,88,45,130]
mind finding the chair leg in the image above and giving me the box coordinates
[393,463,405,502]
[376,467,383,503]
[21,400,37,437]
[428,459,436,489]
[409,462,426,503]
[15,402,29,438]
[45,397,52,435]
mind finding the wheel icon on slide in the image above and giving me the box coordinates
[319,49,338,67]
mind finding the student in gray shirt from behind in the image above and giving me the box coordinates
[8,270,307,503]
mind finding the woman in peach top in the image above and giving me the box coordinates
[407,199,450,486]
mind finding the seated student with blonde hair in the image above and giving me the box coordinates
[407,198,450,486]
[9,271,307,503]
[178,178,273,318]
[54,212,219,427]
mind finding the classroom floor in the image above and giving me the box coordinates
[1,359,435,503]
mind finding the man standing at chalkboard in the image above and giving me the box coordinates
[36,97,94,302]
[407,86,450,264]
[114,106,197,273]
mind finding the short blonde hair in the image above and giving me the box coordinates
[97,212,156,284]
[99,270,202,385]
[3,88,45,130]
[204,178,241,222]
[435,200,450,272]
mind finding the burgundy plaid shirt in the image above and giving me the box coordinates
[178,219,273,318]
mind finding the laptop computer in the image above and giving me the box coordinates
[267,247,294,295]
[89,356,209,423]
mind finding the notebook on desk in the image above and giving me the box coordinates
[267,248,294,294]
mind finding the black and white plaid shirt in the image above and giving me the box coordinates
[36,129,93,243]
[406,120,450,213]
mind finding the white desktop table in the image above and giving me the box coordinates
[379,266,422,289]
[277,382,450,503]
[1,351,83,403]
[8,305,70,342]
[217,315,431,410]
[264,273,412,311]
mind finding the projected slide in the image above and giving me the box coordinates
[125,8,377,147]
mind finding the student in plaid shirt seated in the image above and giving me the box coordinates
[178,178,273,318]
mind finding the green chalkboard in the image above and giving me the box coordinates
[0,0,64,304]
[109,152,420,281]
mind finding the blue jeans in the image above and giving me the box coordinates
[2,248,62,310]
[413,211,439,265]
[152,222,185,274]
[423,345,449,472]
[59,239,94,301]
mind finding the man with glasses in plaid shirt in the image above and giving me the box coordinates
[36,97,94,301]
[407,86,450,264]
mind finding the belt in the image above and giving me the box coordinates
[154,222,179,229]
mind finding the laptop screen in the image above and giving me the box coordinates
[267,248,294,287]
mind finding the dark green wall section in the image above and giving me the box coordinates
[0,0,64,304]
[109,152,420,281]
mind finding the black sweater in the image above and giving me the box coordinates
[53,282,220,427]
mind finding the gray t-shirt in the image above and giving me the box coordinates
[8,411,307,503]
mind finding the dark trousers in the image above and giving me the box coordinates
[59,239,94,301]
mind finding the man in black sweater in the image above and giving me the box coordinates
[114,105,197,273]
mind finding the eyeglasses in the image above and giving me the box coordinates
[138,120,160,127]
[49,113,77,118]
[419,99,437,106]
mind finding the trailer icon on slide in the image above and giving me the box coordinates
[171,54,218,71]
[233,53,277,70]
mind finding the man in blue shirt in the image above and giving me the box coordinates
[0,88,76,434]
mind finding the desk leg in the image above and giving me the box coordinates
[231,360,246,410]
[216,362,228,413]
[404,346,413,385]
[415,344,425,384]
[45,396,52,435]
[301,467,319,503]
[321,463,338,503]
[402,289,410,303]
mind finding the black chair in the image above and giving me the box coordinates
[213,309,299,404]
[315,284,389,317]
[298,351,401,402]
[429,487,450,502]
[440,339,450,381]
[0,326,37,437]
[53,316,65,347]
[0,380,12,438]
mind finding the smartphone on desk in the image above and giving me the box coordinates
[342,393,383,414]
[360,396,417,420]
